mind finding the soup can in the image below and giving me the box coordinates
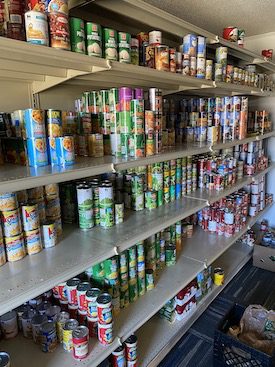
[25,11,49,46]
[46,305,61,322]
[97,293,112,324]
[72,326,89,360]
[0,311,18,339]
[103,28,118,61]
[5,234,25,262]
[56,136,75,165]
[70,17,85,53]
[27,138,49,167]
[22,204,40,231]
[155,45,169,71]
[42,222,57,248]
[66,278,81,306]
[98,322,113,345]
[25,228,43,255]
[125,335,138,362]
[24,109,45,139]
[86,288,101,319]
[49,12,70,50]
[112,346,126,367]
[63,319,79,351]
[77,282,91,314]
[41,321,58,353]
[86,22,102,57]
[0,192,18,211]
[2,208,22,237]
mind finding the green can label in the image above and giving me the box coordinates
[132,192,144,211]
[152,163,163,191]
[120,111,131,134]
[129,281,138,303]
[104,257,118,281]
[137,274,145,296]
[70,17,86,54]
[92,262,105,278]
[109,88,120,113]
[146,270,154,291]
[157,190,163,206]
[137,242,145,262]
[170,185,176,202]
[115,203,124,224]
[78,207,94,230]
[131,175,144,194]
[128,246,137,268]
[103,28,117,61]
[86,22,102,57]
[118,32,131,63]
[129,134,145,158]
[99,185,114,228]
[145,190,157,210]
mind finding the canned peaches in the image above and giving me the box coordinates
[25,228,43,255]
[2,209,22,237]
[5,234,25,262]
[0,192,18,211]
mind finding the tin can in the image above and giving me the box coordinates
[169,48,176,72]
[112,346,126,367]
[97,293,112,324]
[155,45,169,71]
[63,319,79,351]
[56,136,75,165]
[88,134,104,158]
[21,204,39,231]
[216,47,228,66]
[146,269,154,291]
[0,243,6,267]
[77,185,93,209]
[69,17,85,53]
[25,11,49,46]
[24,109,45,139]
[213,267,225,286]
[196,57,205,78]
[165,245,176,266]
[149,30,161,45]
[46,305,61,322]
[125,334,138,362]
[2,208,22,237]
[72,326,89,360]
[99,183,114,228]
[47,137,57,165]
[0,311,18,339]
[21,310,36,339]
[103,28,118,61]
[0,192,18,211]
[145,45,155,68]
[86,22,102,57]
[5,234,25,262]
[145,190,157,210]
[46,110,62,138]
[44,183,59,198]
[46,0,68,14]
[25,228,43,255]
[118,31,131,63]
[42,222,57,248]
[214,63,223,82]
[130,37,139,65]
[48,12,70,50]
[56,311,70,342]
[184,34,197,56]
[98,322,113,345]
[0,352,11,367]
[223,26,238,42]
[77,282,90,314]
[182,55,190,75]
[41,321,58,353]
[176,52,182,73]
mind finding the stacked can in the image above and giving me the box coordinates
[181,157,187,195]
[120,87,133,157]
[97,293,113,345]
[109,88,121,157]
[86,287,101,337]
[137,32,149,66]
[150,88,162,155]
[21,201,42,256]
[44,184,62,238]
[130,91,145,158]
[66,278,81,320]
[163,160,170,204]
[145,234,157,285]
[104,256,120,315]
[86,22,102,58]
[119,250,129,309]
[76,281,90,325]
[169,159,176,201]
[246,176,266,216]
[76,184,94,231]
[150,162,164,208]
[99,180,114,228]
[128,246,138,303]
[196,36,206,79]
[125,335,138,366]
[215,46,227,82]
[175,158,182,200]
[182,34,206,78]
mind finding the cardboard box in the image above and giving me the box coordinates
[253,243,275,272]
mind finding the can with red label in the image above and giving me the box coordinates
[125,334,138,362]
[112,346,126,367]
[58,282,67,302]
[223,27,238,42]
[66,278,81,306]
[86,288,101,319]
[72,326,89,360]
[48,12,70,50]
[77,282,90,315]
[97,293,112,324]
[98,322,113,345]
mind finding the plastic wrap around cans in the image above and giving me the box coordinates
[24,109,46,139]
[69,17,85,53]
[86,22,102,57]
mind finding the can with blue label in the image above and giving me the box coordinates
[47,137,57,165]
[27,138,49,167]
[46,110,62,138]
[56,136,75,165]
[24,109,46,139]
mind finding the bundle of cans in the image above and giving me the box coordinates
[0,184,61,267]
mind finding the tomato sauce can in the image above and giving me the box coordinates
[56,136,75,165]
[98,322,113,345]
[24,11,49,46]
[125,334,138,362]
[112,346,126,367]
[72,326,89,360]
[97,293,112,324]
[41,321,58,353]
[2,208,22,237]
[21,204,39,231]
[49,12,70,50]
[46,0,69,15]
[63,318,79,351]
[27,138,49,167]
[77,282,91,314]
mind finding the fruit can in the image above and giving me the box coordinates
[86,22,102,57]
[0,192,18,212]
[86,288,101,319]
[46,109,62,138]
[41,321,58,353]
[223,26,238,42]
[155,45,169,71]
[21,204,39,231]
[214,63,223,82]
[205,60,213,80]
[169,48,176,72]
[103,28,118,61]
[118,32,131,63]
[2,208,22,237]
[125,335,138,362]
[0,311,18,339]
[42,222,57,248]
[25,228,43,255]
[115,202,124,224]
[47,137,57,165]
[56,136,75,165]
[98,322,113,345]
[56,311,70,342]
[52,15,73,44]
[63,319,79,351]
[99,183,114,228]
[112,346,126,367]
[72,326,89,360]
[97,293,112,324]
[5,234,25,262]
[24,11,49,46]
[183,34,197,56]
[104,257,119,284]
[24,109,46,139]
[0,352,11,367]
[69,17,85,53]
[77,282,91,314]
[216,47,228,66]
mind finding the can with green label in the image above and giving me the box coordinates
[119,251,128,274]
[129,279,138,303]
[132,192,144,211]
[165,245,176,266]
[120,111,131,134]
[109,88,120,113]
[99,182,114,228]
[152,162,163,191]
[104,257,119,285]
[164,187,170,204]
[131,99,144,134]
[163,161,170,189]
[137,272,145,296]
[118,32,131,63]
[137,242,145,262]
[131,175,144,194]
[145,190,157,210]
[115,202,124,224]
[103,28,118,61]
[70,17,86,54]
[146,269,154,291]
[170,225,176,245]
[157,190,163,206]
[121,133,130,157]
[129,134,145,158]
[92,262,105,278]
[86,22,102,57]
[78,207,94,230]
[128,246,137,268]
[170,185,176,202]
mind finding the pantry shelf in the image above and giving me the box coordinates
[1,204,269,367]
[137,241,253,367]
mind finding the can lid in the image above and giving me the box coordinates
[0,310,17,322]
[57,311,70,322]
[67,278,81,287]
[86,288,101,298]
[41,321,56,333]
[0,352,10,367]
[125,334,137,344]
[77,282,91,292]
[112,345,124,354]
[64,319,79,330]
[97,293,112,305]
[72,325,89,339]
[31,314,47,325]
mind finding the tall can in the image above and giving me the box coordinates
[169,48,176,72]
[41,321,58,353]
[103,28,117,61]
[86,22,102,57]
[70,17,85,53]
[118,32,131,63]
[99,182,114,228]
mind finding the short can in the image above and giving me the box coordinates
[72,325,89,360]
[21,204,39,231]
[63,318,79,351]
[56,136,75,165]
[115,202,124,224]
[69,17,85,53]
[42,222,57,248]
[112,346,126,367]
[32,314,48,344]
[0,311,18,339]
[41,321,58,353]
[2,208,22,237]
[66,277,81,306]
[97,293,112,324]
[149,30,162,45]
[213,267,225,286]
[98,322,113,345]
[27,137,49,167]
[0,192,18,211]
[125,334,138,362]
[24,109,46,138]
[86,22,102,57]
[223,26,238,42]
[5,234,25,262]
[77,184,93,210]
[103,28,118,61]
[145,190,157,210]
[165,245,176,266]
[56,311,70,342]
[46,109,62,138]
[25,11,49,46]
[86,288,101,319]
[25,228,43,255]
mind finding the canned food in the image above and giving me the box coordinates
[149,30,162,45]
[86,288,101,319]
[69,17,85,53]
[25,11,49,46]
[25,228,43,255]
[45,305,61,322]
[5,234,25,262]
[42,222,57,248]
[146,269,154,291]
[41,321,58,353]
[98,322,113,345]
[145,45,155,68]
[155,45,169,71]
[24,109,45,139]
[118,32,131,63]
[2,208,22,237]
[56,311,70,342]
[125,334,138,362]
[21,204,39,231]
[0,243,6,267]
[44,183,59,198]
[103,28,117,61]
[88,134,104,158]
[72,326,89,360]
[47,0,68,14]
[66,278,81,306]
[56,136,75,165]
[63,319,79,351]
[46,110,62,137]
[99,183,114,228]
[86,22,102,57]
[22,310,36,339]
[169,48,176,72]
[77,282,90,314]
[0,311,18,339]
[97,293,112,324]
[0,352,10,367]
[0,192,17,211]
[27,137,48,167]
[115,202,124,224]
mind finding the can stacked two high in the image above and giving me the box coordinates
[145,88,163,156]
[109,88,121,157]
[104,257,120,315]
[76,184,94,231]
[145,235,156,288]
[130,89,145,158]
[97,293,113,345]
[119,251,130,308]
[128,246,138,303]
[150,162,163,208]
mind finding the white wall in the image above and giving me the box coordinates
[245,32,275,55]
